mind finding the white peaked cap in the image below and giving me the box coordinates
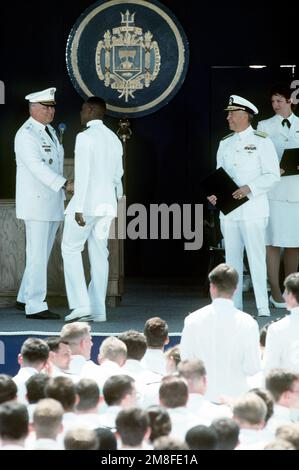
[25,87,56,105]
[225,95,258,115]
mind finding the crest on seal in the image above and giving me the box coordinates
[96,10,161,102]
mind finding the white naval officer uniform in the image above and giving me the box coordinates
[257,113,299,246]
[15,88,66,315]
[217,125,280,312]
[62,119,123,321]
[180,298,261,402]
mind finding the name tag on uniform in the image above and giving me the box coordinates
[42,144,51,153]
[244,144,256,154]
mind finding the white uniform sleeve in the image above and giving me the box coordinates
[242,321,262,376]
[216,141,224,170]
[73,132,91,212]
[180,319,198,360]
[262,324,282,373]
[15,131,65,192]
[247,138,280,197]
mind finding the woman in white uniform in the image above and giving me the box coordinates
[257,84,299,307]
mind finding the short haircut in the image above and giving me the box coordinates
[33,398,64,438]
[45,336,68,352]
[284,272,299,304]
[266,369,299,402]
[26,373,50,404]
[154,436,189,450]
[94,427,117,450]
[276,424,299,450]
[147,405,172,442]
[233,393,267,425]
[99,336,127,362]
[144,317,169,348]
[118,330,147,360]
[45,376,77,411]
[249,387,274,423]
[270,83,292,100]
[116,407,150,447]
[178,359,207,381]
[208,263,238,295]
[76,379,100,411]
[60,322,91,344]
[264,439,295,450]
[103,375,135,406]
[211,417,240,450]
[86,96,106,117]
[0,374,17,404]
[20,338,49,365]
[164,345,181,368]
[159,376,188,408]
[64,427,98,450]
[185,425,218,450]
[0,401,29,440]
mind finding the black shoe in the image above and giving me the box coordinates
[26,310,61,320]
[16,301,26,311]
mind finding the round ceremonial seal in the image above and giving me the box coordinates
[66,0,189,118]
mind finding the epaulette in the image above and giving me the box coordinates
[221,132,234,141]
[24,123,33,131]
[254,130,268,138]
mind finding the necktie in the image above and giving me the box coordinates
[45,126,54,141]
[282,118,291,129]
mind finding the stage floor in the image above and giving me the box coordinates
[0,280,288,335]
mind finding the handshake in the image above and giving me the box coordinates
[63,179,74,194]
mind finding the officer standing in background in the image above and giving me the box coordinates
[15,87,73,319]
[208,95,280,316]
[257,84,299,309]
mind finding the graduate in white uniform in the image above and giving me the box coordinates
[257,84,299,308]
[208,95,280,316]
[15,88,72,319]
[62,97,123,322]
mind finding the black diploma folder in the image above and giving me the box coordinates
[201,167,249,215]
[280,148,299,176]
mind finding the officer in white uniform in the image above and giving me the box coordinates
[257,84,299,308]
[62,97,123,322]
[208,95,280,316]
[15,88,71,319]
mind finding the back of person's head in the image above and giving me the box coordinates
[165,345,181,374]
[64,427,98,450]
[0,401,29,441]
[178,359,206,383]
[147,405,172,442]
[208,263,238,296]
[276,423,299,450]
[211,417,240,450]
[144,317,169,348]
[45,376,77,412]
[99,336,127,365]
[233,393,267,427]
[33,398,64,439]
[26,373,50,404]
[118,330,147,361]
[60,322,90,345]
[116,407,150,447]
[94,427,117,450]
[284,272,299,303]
[76,379,100,411]
[264,439,295,450]
[20,338,49,367]
[265,369,299,403]
[159,376,188,408]
[250,387,274,423]
[103,375,135,406]
[270,83,292,101]
[186,425,218,450]
[0,374,17,404]
[85,96,106,118]
[154,436,189,450]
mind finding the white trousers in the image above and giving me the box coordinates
[61,214,112,317]
[17,220,60,315]
[220,218,269,311]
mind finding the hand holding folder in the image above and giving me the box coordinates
[201,167,249,215]
[279,148,299,176]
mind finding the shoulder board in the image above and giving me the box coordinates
[254,130,268,138]
[24,123,33,131]
[221,132,234,141]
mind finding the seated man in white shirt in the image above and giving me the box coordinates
[45,337,72,378]
[75,379,103,429]
[0,402,29,450]
[141,317,169,376]
[100,375,137,429]
[93,336,127,391]
[30,398,64,450]
[116,407,152,450]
